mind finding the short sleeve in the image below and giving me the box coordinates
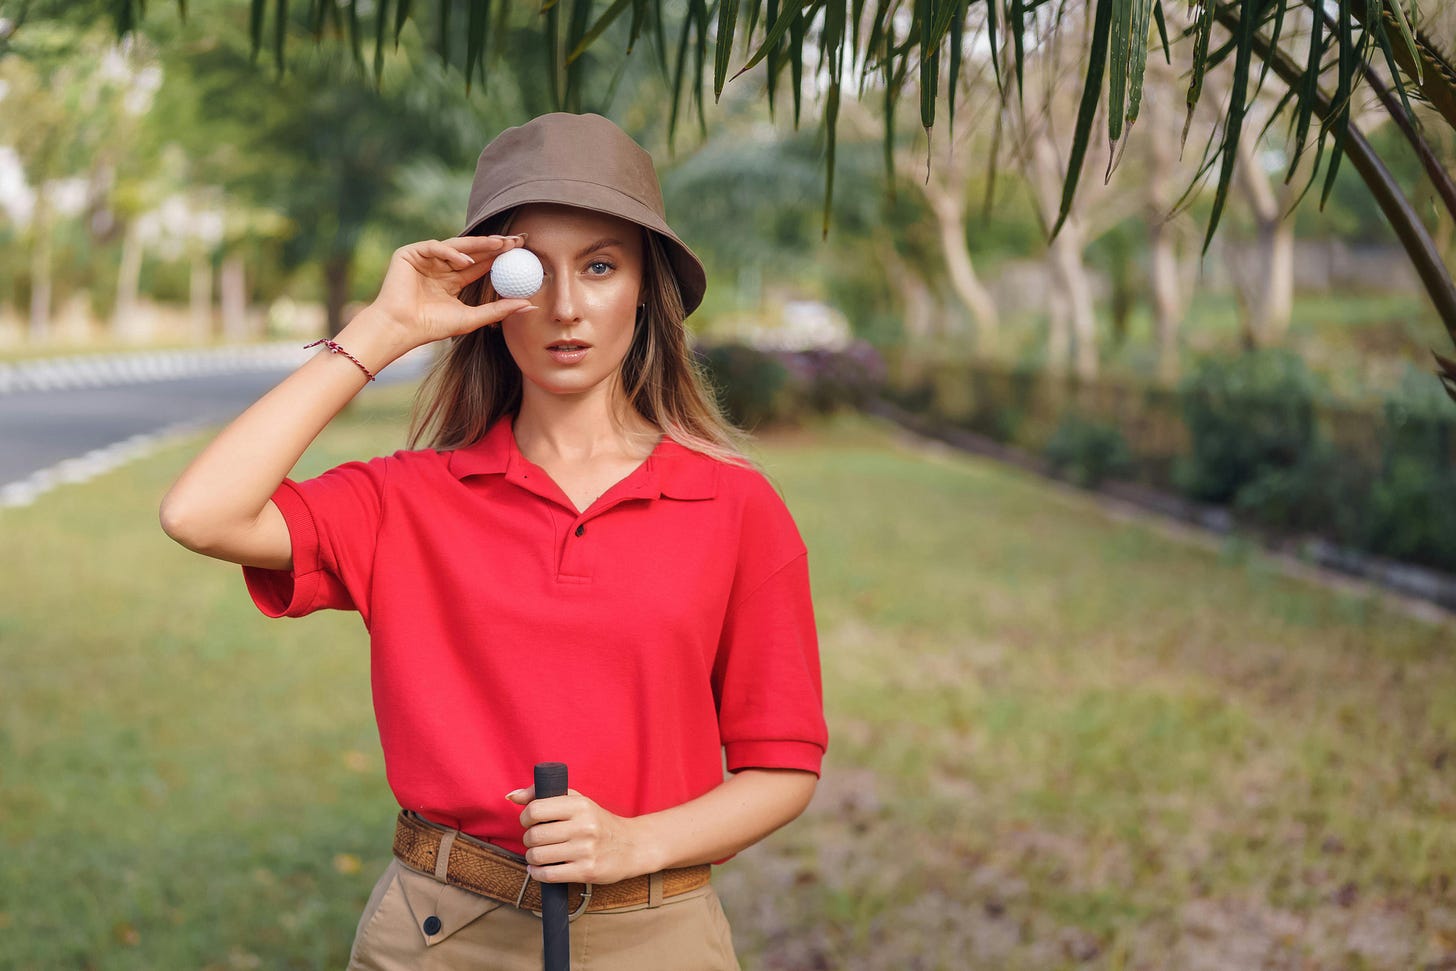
[712,477,828,775]
[241,456,389,623]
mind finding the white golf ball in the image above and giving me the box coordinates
[490,247,543,299]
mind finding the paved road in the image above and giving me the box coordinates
[0,349,427,492]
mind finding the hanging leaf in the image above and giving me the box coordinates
[713,0,739,101]
[1181,0,1211,159]
[394,0,413,48]
[947,0,970,137]
[1051,0,1113,240]
[731,1,820,84]
[1125,0,1155,130]
[918,0,936,132]
[1010,0,1025,106]
[1386,0,1422,83]
[1108,0,1131,143]
[1319,0,1355,210]
[1200,0,1257,256]
[788,3,805,129]
[465,0,491,93]
[1284,0,1322,180]
[823,76,841,239]
[568,0,631,65]
[1152,0,1170,64]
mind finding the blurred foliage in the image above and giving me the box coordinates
[889,353,1456,574]
[1173,349,1329,504]
[695,339,887,430]
[1043,413,1135,488]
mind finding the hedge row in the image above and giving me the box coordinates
[881,349,1456,575]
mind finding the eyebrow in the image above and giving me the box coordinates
[574,237,625,259]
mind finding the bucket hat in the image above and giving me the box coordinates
[460,112,707,316]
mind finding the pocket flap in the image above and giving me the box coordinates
[395,862,505,945]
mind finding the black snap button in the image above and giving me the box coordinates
[575,524,585,537]
[423,915,442,936]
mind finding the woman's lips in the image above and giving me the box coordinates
[546,343,590,364]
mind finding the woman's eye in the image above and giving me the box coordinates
[587,260,615,275]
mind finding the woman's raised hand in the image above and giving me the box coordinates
[367,235,536,349]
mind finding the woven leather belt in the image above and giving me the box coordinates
[392,810,711,915]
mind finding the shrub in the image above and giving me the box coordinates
[1173,350,1326,504]
[694,340,887,429]
[1360,458,1456,571]
[694,342,797,430]
[1356,367,1456,571]
[1231,440,1366,540]
[1043,412,1134,488]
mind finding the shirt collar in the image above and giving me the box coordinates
[446,416,718,500]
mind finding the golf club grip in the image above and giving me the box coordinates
[534,762,570,971]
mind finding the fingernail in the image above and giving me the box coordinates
[508,305,537,316]
[511,233,528,241]
[505,789,523,800]
[461,254,476,265]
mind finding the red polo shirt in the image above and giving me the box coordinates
[242,416,827,855]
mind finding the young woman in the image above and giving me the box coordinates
[159,112,827,970]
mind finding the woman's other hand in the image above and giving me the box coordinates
[508,786,653,886]
[369,235,536,350]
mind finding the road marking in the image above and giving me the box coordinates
[1,421,204,510]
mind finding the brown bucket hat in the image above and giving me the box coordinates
[459,112,708,316]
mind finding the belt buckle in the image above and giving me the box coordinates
[520,873,593,921]
[569,884,593,921]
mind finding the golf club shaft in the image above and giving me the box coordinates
[534,761,570,971]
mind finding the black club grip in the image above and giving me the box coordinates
[533,761,570,971]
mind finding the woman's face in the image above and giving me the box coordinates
[498,203,645,404]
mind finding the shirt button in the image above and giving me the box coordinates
[575,524,585,537]
[423,915,442,936]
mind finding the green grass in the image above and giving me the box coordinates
[3,387,1454,969]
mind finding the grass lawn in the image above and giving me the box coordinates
[2,383,1453,970]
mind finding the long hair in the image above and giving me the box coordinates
[407,207,759,471]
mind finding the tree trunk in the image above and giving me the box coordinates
[1046,278,1071,377]
[113,216,145,341]
[324,253,351,338]
[1232,133,1297,346]
[1144,62,1184,385]
[220,253,249,341]
[885,247,937,345]
[28,188,51,343]
[190,252,214,343]
[1051,221,1099,381]
[924,181,1000,355]
[1149,218,1182,384]
[1030,131,1098,381]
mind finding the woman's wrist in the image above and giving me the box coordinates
[622,814,667,877]
[328,306,420,377]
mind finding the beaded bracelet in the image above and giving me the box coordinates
[304,338,377,381]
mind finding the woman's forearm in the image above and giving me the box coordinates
[158,308,413,568]
[634,768,818,872]
[515,767,819,884]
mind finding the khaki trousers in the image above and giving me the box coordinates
[346,858,741,970]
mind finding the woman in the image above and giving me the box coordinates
[159,112,827,970]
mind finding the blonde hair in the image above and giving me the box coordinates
[407,207,760,472]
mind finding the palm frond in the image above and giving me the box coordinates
[88,0,1456,339]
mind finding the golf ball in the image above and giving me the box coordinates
[490,247,543,299]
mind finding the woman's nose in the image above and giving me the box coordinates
[541,271,580,323]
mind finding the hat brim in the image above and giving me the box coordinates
[459,180,707,317]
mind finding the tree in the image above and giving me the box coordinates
[74,2,1455,352]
